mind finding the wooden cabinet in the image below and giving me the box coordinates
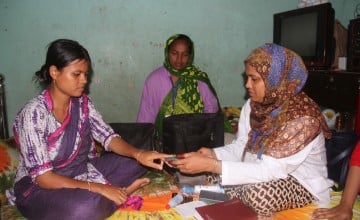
[303,71,360,112]
[304,71,360,188]
[303,70,360,132]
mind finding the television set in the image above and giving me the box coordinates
[273,3,335,70]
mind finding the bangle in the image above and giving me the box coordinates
[212,159,219,173]
[87,181,91,192]
[135,150,144,163]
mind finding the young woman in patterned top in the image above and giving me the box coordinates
[7,39,169,220]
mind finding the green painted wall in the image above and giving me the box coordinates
[0,0,358,136]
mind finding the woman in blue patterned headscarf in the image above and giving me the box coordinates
[171,43,333,217]
[244,43,331,159]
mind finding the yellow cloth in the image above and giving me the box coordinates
[107,208,196,220]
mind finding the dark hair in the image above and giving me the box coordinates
[168,34,193,55]
[34,39,92,87]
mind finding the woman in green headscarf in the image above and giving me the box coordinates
[137,34,231,141]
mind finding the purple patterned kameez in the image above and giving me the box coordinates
[7,89,147,220]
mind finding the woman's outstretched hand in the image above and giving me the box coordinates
[91,178,150,206]
[312,205,353,220]
[169,152,220,174]
[135,150,169,170]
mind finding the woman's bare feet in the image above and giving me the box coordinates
[126,178,150,194]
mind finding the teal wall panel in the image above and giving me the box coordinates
[0,0,357,136]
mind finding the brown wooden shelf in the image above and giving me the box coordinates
[303,70,360,112]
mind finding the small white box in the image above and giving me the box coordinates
[338,57,347,70]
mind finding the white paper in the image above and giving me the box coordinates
[174,200,207,220]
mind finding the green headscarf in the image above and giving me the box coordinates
[155,34,233,144]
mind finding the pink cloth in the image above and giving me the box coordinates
[136,66,219,123]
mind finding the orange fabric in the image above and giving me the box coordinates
[273,204,317,220]
[140,192,174,211]
[0,146,11,172]
[120,189,179,212]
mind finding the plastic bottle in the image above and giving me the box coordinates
[166,193,184,209]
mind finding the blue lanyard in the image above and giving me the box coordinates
[249,130,265,159]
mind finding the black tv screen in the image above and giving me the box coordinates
[273,3,335,70]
